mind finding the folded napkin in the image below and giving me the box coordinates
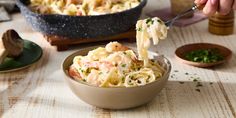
[146,7,208,27]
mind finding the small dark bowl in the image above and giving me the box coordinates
[16,0,147,38]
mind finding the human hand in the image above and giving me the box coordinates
[194,0,236,16]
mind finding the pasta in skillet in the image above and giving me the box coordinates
[29,0,140,16]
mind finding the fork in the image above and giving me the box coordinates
[165,4,204,27]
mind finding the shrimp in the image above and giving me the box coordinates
[86,69,102,86]
[83,61,114,72]
[69,66,82,81]
[105,42,129,52]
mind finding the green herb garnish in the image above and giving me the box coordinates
[157,19,162,24]
[122,77,125,82]
[121,64,126,67]
[146,18,154,27]
[185,48,224,63]
[137,27,142,31]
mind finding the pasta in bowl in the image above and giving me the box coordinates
[62,43,171,109]
[68,42,165,87]
[62,17,170,109]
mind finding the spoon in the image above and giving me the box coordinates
[165,4,204,27]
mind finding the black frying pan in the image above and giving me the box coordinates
[16,0,147,38]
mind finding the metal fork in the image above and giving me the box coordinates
[165,4,203,27]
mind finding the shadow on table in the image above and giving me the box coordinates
[1,79,235,117]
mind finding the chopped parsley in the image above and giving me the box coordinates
[196,82,203,87]
[146,18,154,27]
[122,77,125,82]
[130,75,134,79]
[78,68,84,73]
[121,64,126,67]
[157,19,162,24]
[193,77,200,82]
[136,27,142,31]
[195,89,201,92]
[146,18,154,24]
[185,48,224,63]
[179,82,184,84]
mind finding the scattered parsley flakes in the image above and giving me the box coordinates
[193,78,198,82]
[185,72,189,75]
[174,70,179,72]
[195,89,201,92]
[196,82,203,87]
[179,82,184,84]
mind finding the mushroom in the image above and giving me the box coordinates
[0,29,24,64]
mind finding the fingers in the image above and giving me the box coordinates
[194,0,208,4]
[218,0,234,15]
[200,0,208,4]
[233,0,236,10]
[202,0,218,16]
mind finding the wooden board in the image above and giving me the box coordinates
[44,29,136,51]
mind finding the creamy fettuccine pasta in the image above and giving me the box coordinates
[29,0,140,16]
[136,17,168,66]
[69,17,168,87]
[69,42,165,87]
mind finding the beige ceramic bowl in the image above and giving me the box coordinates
[62,47,171,109]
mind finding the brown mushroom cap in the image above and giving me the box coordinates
[2,29,24,57]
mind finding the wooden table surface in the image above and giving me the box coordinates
[1,0,236,118]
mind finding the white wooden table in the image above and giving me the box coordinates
[1,0,236,118]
